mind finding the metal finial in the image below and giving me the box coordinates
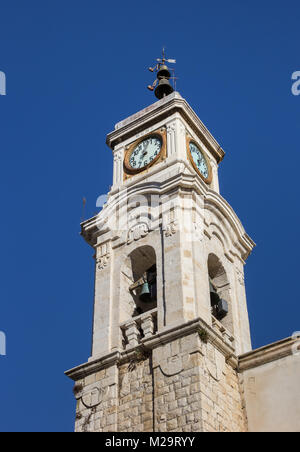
[147,49,177,100]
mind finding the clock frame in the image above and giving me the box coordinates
[124,128,167,179]
[186,136,212,184]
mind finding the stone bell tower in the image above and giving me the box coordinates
[66,70,255,431]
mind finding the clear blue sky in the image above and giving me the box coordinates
[0,0,299,432]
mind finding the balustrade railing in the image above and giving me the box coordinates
[212,316,235,350]
[120,309,157,350]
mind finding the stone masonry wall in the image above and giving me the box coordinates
[153,336,203,432]
[118,358,153,432]
[73,333,246,432]
[198,341,247,432]
[153,333,246,432]
[74,366,118,433]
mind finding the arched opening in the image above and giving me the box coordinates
[120,245,157,322]
[208,253,233,333]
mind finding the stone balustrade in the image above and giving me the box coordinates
[212,316,235,350]
[120,309,157,350]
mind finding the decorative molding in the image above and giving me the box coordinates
[96,242,111,270]
[114,150,122,162]
[113,149,123,185]
[106,92,225,163]
[123,320,140,349]
[166,123,176,134]
[166,122,176,157]
[204,346,225,382]
[238,337,297,372]
[140,313,155,339]
[81,165,255,261]
[80,385,111,409]
[127,222,149,244]
[164,207,178,237]
[65,317,238,383]
[159,355,185,376]
[164,219,178,237]
[65,351,121,381]
[152,334,198,377]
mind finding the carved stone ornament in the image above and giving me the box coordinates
[204,346,225,382]
[166,122,176,136]
[154,343,192,377]
[127,222,149,244]
[164,219,178,237]
[80,384,111,409]
[96,255,110,270]
[114,150,122,162]
[159,354,184,376]
[96,243,111,270]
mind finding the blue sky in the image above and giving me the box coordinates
[0,0,299,432]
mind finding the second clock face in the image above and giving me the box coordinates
[129,136,162,170]
[189,142,209,179]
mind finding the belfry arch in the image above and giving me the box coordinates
[208,253,233,333]
[120,245,157,323]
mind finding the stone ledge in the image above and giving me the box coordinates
[238,336,297,372]
[65,317,238,382]
[65,350,121,381]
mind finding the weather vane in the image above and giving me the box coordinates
[147,48,177,99]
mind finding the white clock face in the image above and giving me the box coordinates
[189,142,209,179]
[129,136,162,170]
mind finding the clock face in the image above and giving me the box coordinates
[189,142,209,180]
[129,136,162,170]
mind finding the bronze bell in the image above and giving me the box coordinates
[154,78,174,100]
[139,282,152,303]
[157,64,171,80]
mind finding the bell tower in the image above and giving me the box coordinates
[66,63,255,432]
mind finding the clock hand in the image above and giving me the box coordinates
[142,141,150,156]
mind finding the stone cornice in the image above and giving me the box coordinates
[106,92,225,164]
[80,160,255,260]
[65,317,238,382]
[65,350,121,381]
[204,191,256,260]
[238,337,297,372]
[141,317,237,368]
